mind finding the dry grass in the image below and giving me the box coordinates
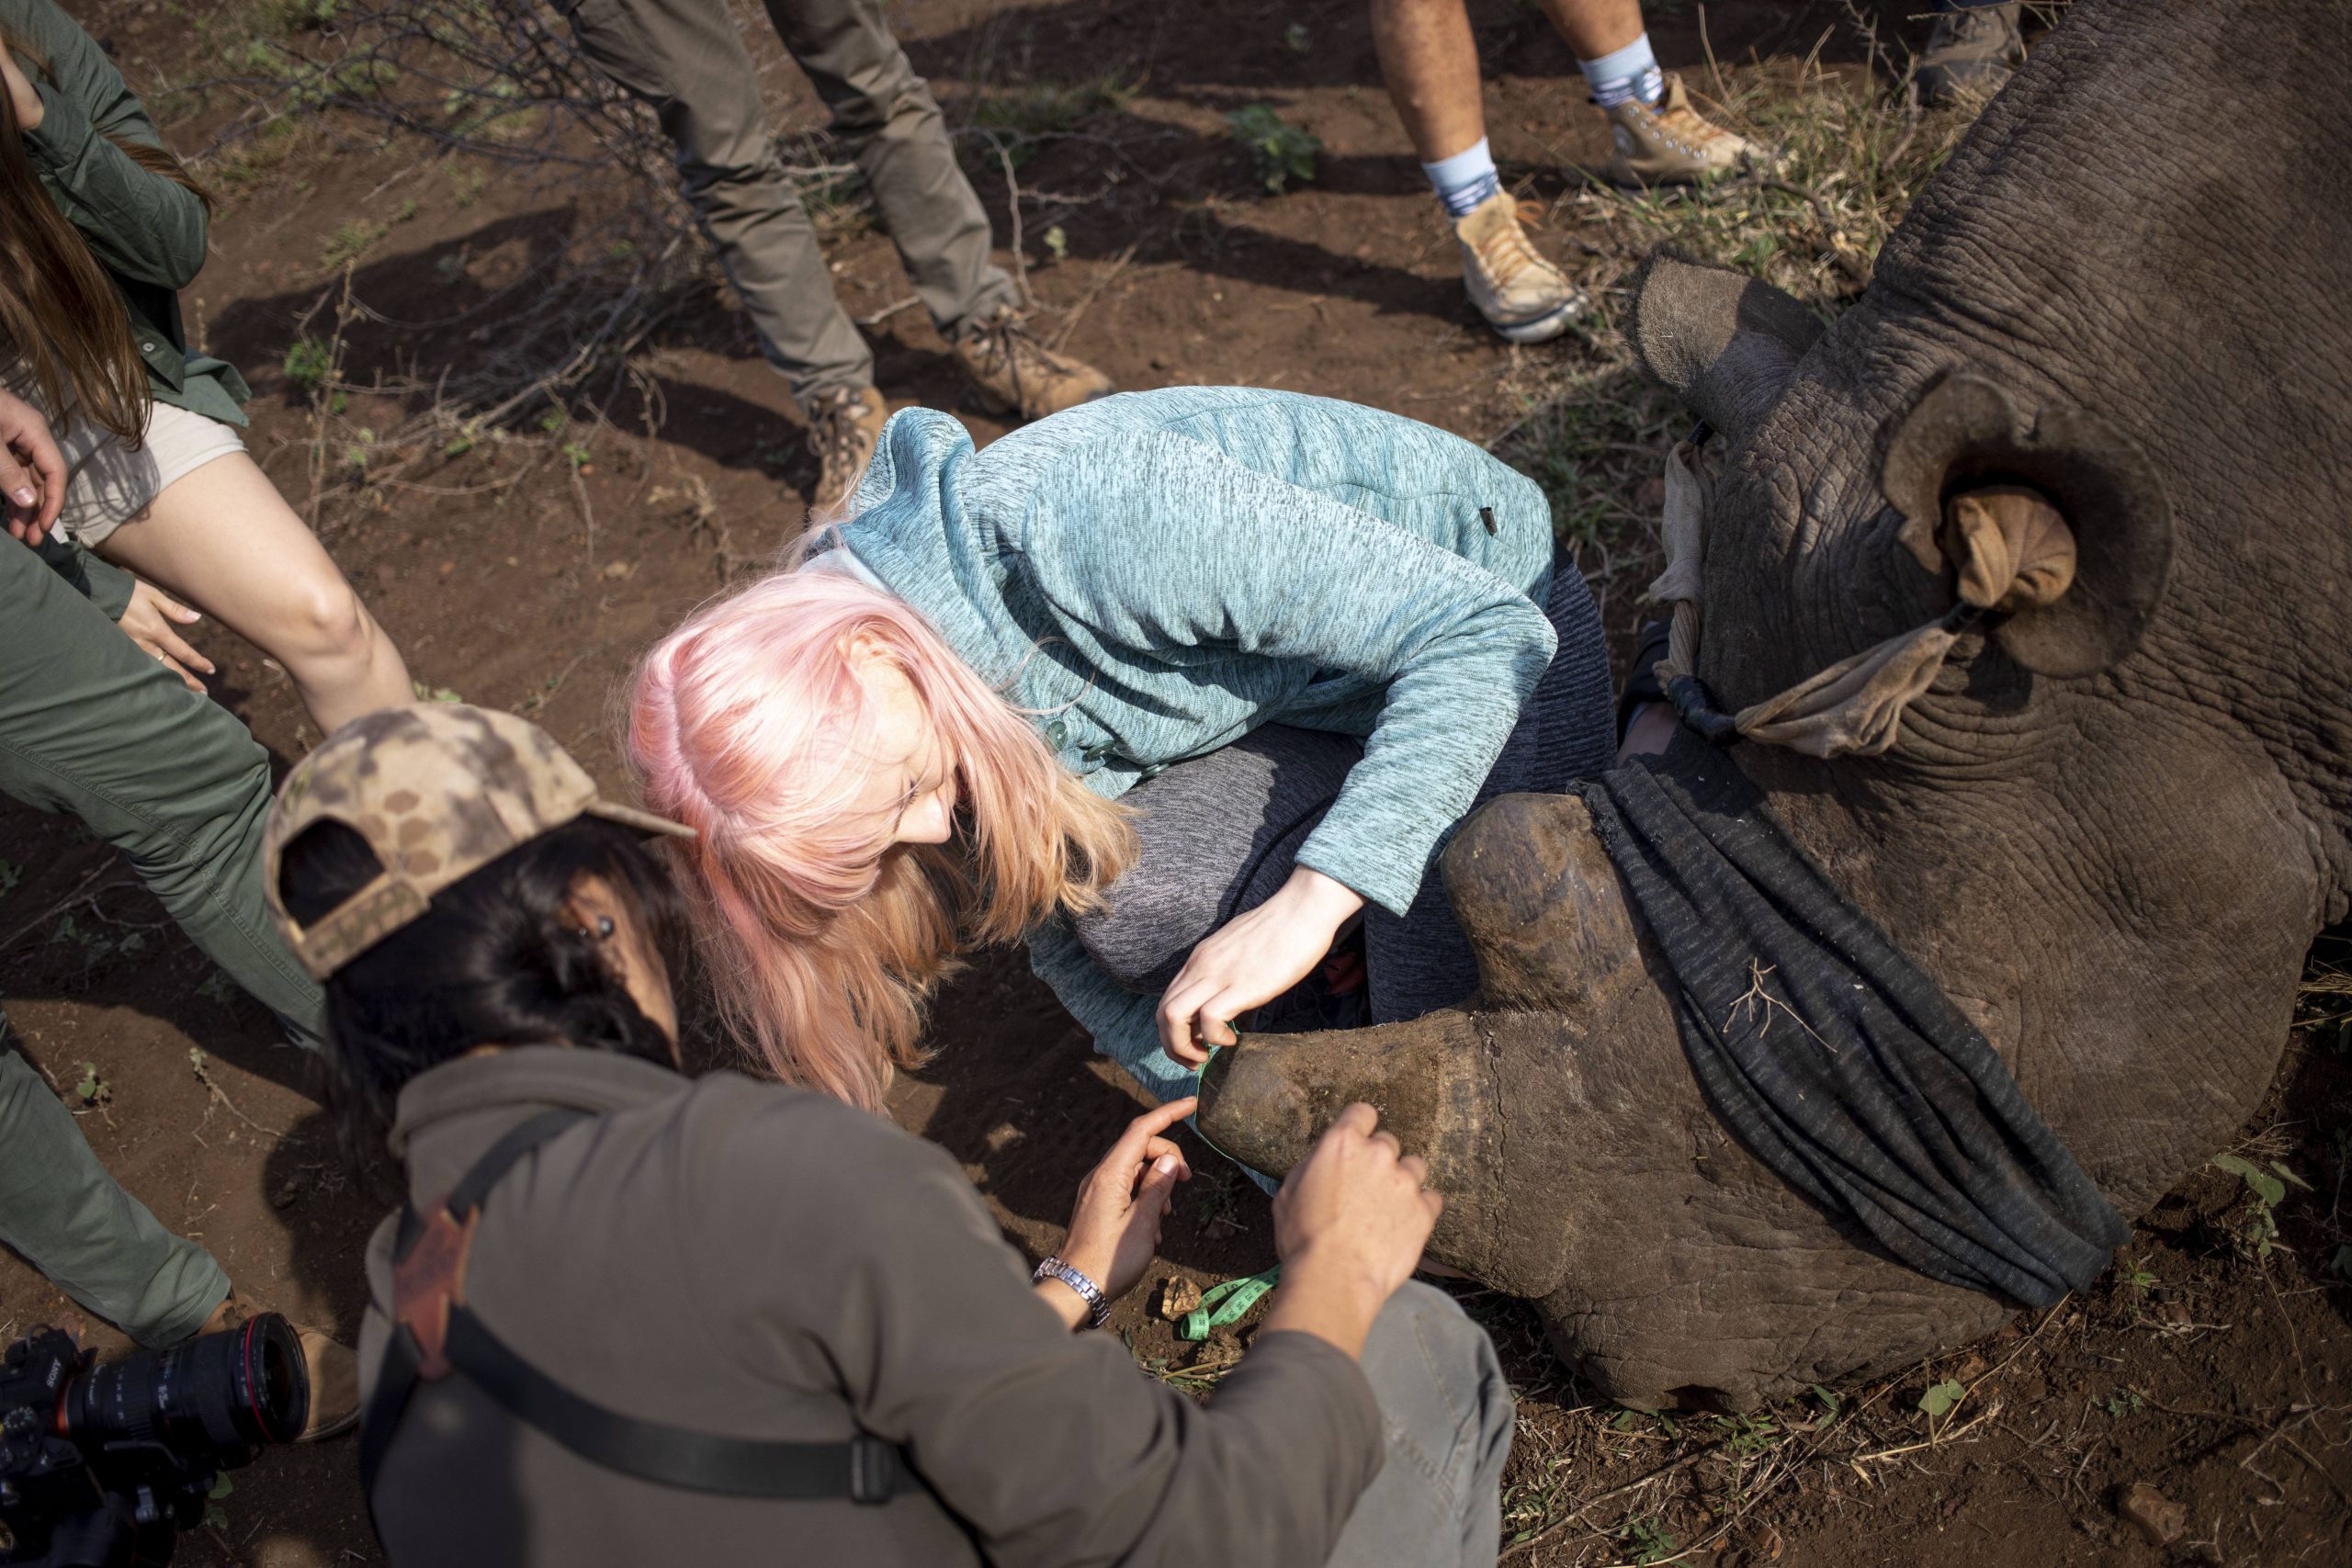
[1490,47,1973,637]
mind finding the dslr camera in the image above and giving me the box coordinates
[0,1315,309,1567]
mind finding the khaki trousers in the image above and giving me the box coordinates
[560,0,1019,402]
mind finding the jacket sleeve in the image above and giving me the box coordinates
[1024,431,1556,916]
[28,535,136,620]
[1026,919,1200,1106]
[21,5,209,288]
[733,1105,1385,1568]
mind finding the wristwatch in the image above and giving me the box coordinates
[1033,1256,1111,1329]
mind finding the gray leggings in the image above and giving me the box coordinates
[1072,561,1614,1023]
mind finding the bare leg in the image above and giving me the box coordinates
[1370,0,1488,164]
[95,453,413,734]
[1537,0,1645,61]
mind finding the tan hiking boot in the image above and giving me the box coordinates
[807,386,888,513]
[1603,73,1770,186]
[951,305,1114,420]
[1454,191,1589,344]
[1918,4,2024,107]
[203,1290,360,1442]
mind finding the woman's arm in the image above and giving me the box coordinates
[729,1099,1390,1568]
[1026,428,1558,1055]
[1027,428,1557,919]
[12,4,209,288]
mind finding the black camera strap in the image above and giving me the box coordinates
[359,1107,903,1537]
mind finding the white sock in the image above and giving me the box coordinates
[1420,137,1502,220]
[1580,33,1665,108]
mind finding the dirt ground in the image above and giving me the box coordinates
[3,2,2346,1564]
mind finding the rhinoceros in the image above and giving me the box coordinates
[1197,0,2351,1410]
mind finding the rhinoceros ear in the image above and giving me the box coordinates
[1882,373,2174,679]
[1626,249,1823,442]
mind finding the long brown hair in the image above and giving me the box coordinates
[0,27,213,441]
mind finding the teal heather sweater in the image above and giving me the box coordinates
[827,388,1557,1102]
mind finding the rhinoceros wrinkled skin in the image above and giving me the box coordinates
[1198,0,2352,1410]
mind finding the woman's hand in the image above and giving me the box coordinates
[0,388,66,545]
[1261,1102,1442,1359]
[118,581,214,694]
[1036,1096,1196,1330]
[0,42,43,133]
[1157,865,1365,1066]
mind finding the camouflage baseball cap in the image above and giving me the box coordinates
[263,703,693,981]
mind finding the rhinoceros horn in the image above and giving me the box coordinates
[1196,792,1677,1300]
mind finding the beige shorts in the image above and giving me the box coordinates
[2,372,245,547]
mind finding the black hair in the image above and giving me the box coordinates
[278,815,692,1151]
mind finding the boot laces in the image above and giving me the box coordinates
[965,309,1048,378]
[1477,202,1552,289]
[811,391,875,474]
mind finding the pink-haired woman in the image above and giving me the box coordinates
[626,388,1613,1115]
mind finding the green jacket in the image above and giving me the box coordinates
[6,0,249,613]
[6,0,252,430]
[829,388,1563,1103]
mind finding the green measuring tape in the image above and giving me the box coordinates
[1176,1264,1282,1342]
[1175,1048,1283,1342]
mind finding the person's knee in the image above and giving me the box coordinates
[289,580,376,667]
[1363,1281,1511,1427]
[1070,877,1224,991]
[828,55,938,143]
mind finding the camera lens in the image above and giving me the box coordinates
[62,1312,311,1456]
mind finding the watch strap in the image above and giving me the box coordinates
[1033,1256,1110,1329]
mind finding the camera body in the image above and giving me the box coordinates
[0,1317,309,1568]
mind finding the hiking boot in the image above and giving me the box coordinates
[807,385,888,513]
[1917,4,2024,107]
[951,305,1114,421]
[204,1291,360,1442]
[1603,73,1770,186]
[1454,191,1589,344]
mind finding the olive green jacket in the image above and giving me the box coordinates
[5,0,252,429]
[363,1047,1385,1568]
[6,0,251,613]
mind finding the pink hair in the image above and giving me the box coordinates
[626,565,1135,1111]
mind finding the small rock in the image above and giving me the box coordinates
[1159,1276,1203,1322]
[601,559,636,580]
[2117,1481,2186,1547]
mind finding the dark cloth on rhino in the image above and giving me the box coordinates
[1576,738,2129,1306]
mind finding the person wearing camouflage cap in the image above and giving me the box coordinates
[271,705,1510,1568]
[264,701,692,983]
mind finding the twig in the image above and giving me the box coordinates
[187,1049,293,1143]
[1852,1400,2006,1464]
[571,454,596,570]
[854,296,921,328]
[0,863,129,952]
[989,134,1034,310]
[1050,242,1140,351]
[1499,1444,1724,1562]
